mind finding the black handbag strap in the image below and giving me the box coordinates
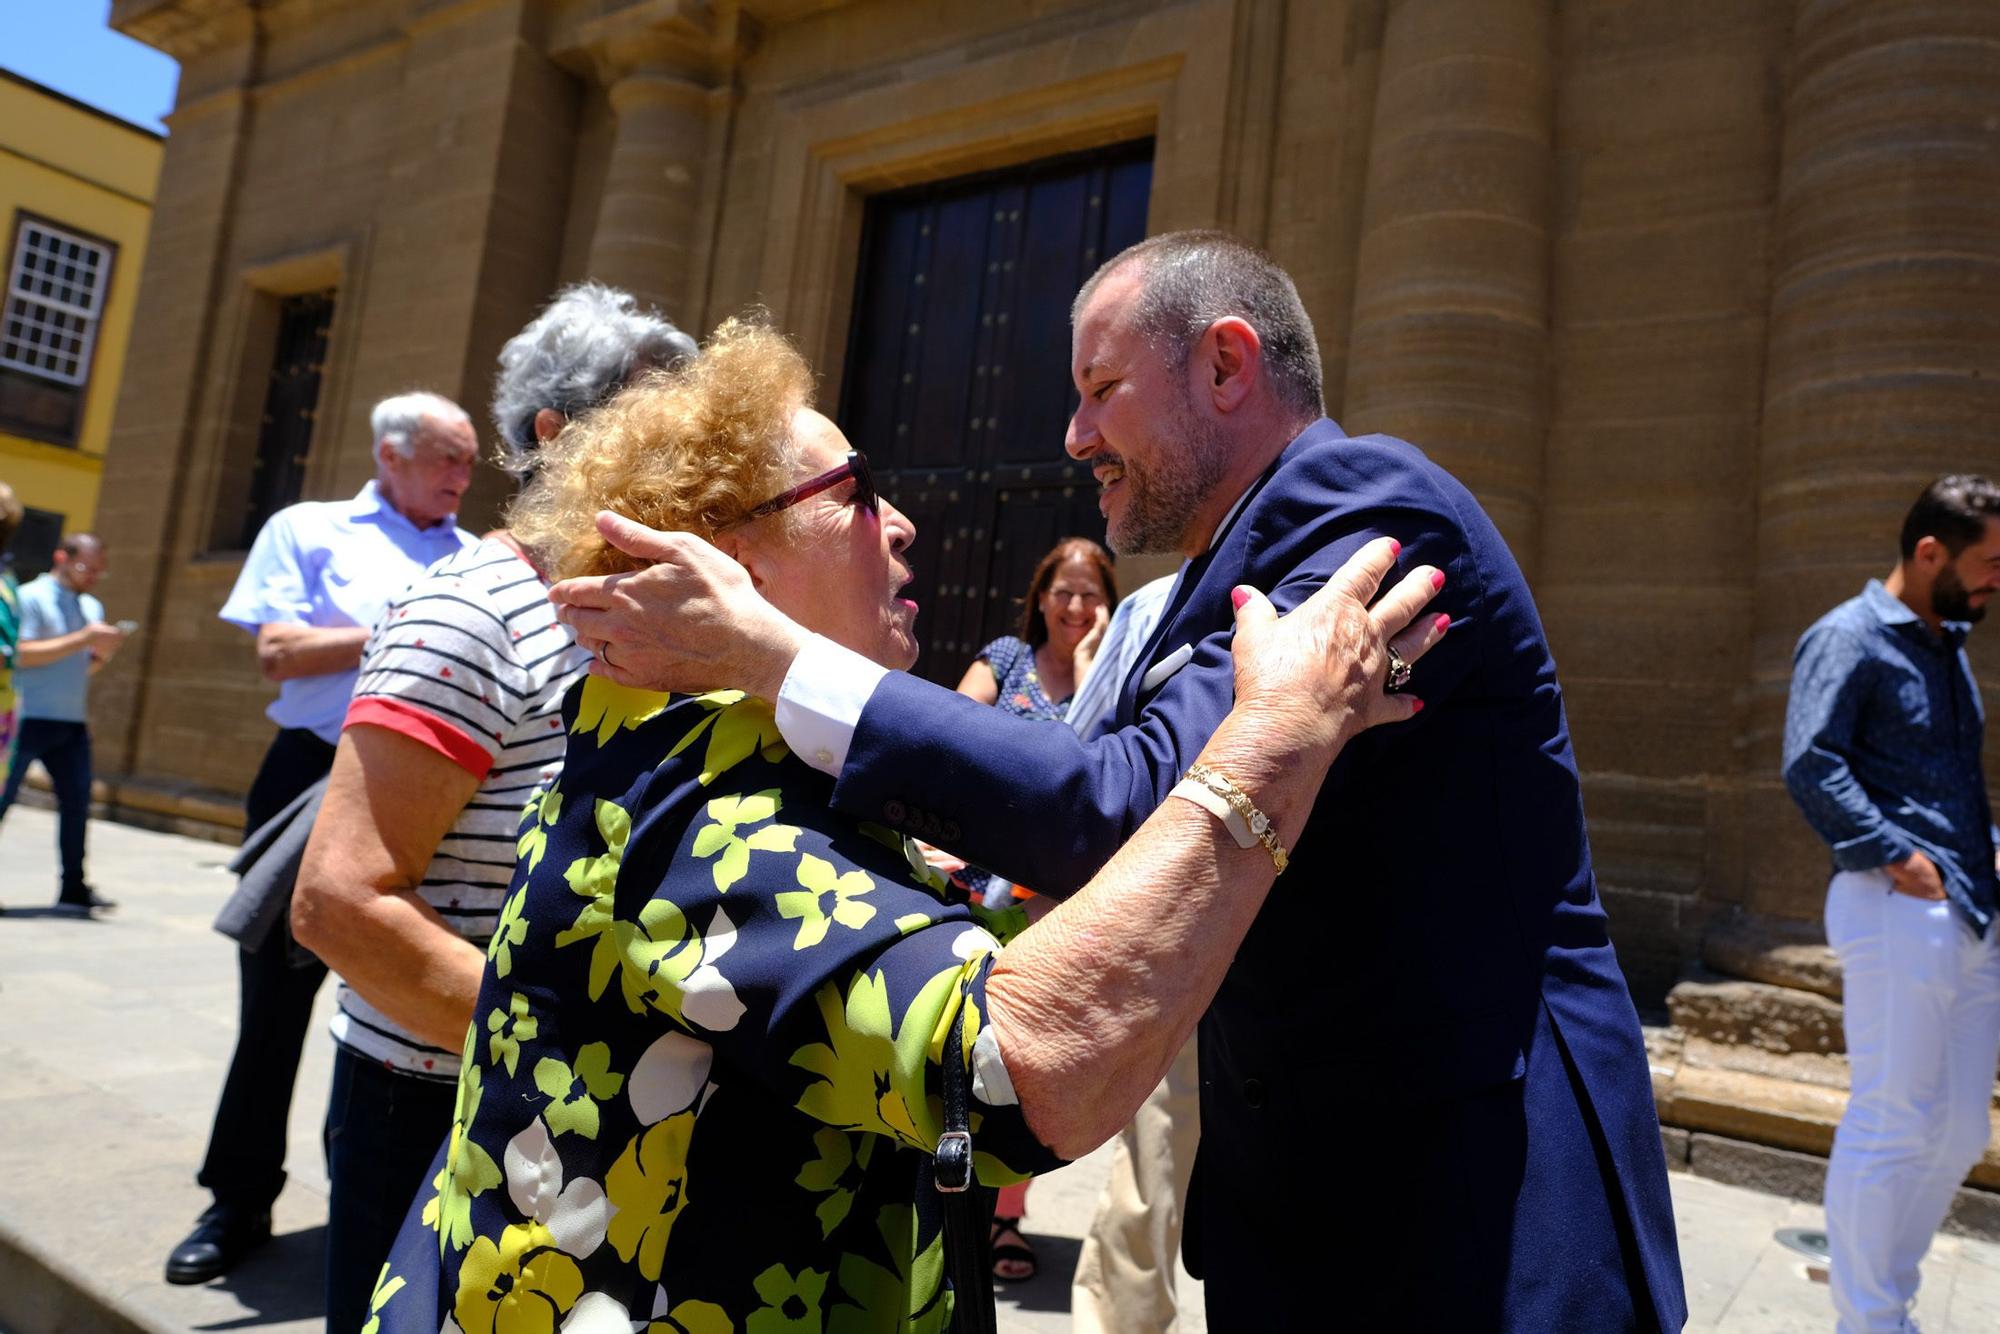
[935,1002,995,1334]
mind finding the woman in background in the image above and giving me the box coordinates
[956,537,1116,728]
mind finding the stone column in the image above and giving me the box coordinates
[1341,0,1554,571]
[1742,0,2000,921]
[585,67,713,321]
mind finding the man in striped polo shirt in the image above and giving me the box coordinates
[288,284,695,1331]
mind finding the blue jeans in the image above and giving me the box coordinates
[323,1045,457,1333]
[0,718,93,900]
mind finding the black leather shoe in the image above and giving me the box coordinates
[52,889,116,917]
[165,1203,271,1284]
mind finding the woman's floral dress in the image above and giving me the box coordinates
[369,677,1060,1334]
[973,637,1067,725]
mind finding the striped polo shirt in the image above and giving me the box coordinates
[335,537,590,1080]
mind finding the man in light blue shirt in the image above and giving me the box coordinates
[171,390,476,1286]
[218,404,480,747]
[0,534,126,914]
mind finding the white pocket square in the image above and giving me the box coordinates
[1139,643,1195,694]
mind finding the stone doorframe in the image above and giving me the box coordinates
[752,0,1276,396]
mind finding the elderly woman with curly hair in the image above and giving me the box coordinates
[289,283,694,1332]
[361,316,1443,1334]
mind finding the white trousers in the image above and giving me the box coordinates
[1825,868,2000,1333]
[1071,1039,1201,1334]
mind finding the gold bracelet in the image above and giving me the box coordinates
[1182,763,1289,874]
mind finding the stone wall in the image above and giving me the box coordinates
[1536,1,1792,1000]
[96,0,579,796]
[98,0,2000,1006]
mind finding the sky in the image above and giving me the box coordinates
[0,0,180,134]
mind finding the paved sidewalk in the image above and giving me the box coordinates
[4,807,2000,1332]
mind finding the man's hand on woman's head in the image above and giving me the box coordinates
[1227,536,1447,764]
[549,511,807,700]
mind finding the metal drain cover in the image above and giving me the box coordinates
[1775,1227,1830,1260]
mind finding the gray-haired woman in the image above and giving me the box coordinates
[491,281,700,472]
[286,283,693,1332]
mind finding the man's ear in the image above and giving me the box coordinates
[533,408,565,443]
[1912,534,1950,572]
[1198,316,1262,414]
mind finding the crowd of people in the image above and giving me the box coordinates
[0,229,1994,1334]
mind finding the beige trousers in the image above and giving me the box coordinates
[1070,1039,1201,1334]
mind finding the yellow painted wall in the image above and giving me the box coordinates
[0,74,161,535]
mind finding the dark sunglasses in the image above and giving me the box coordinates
[731,451,878,528]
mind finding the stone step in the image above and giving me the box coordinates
[18,767,245,845]
[1667,973,1844,1055]
[1699,912,1841,999]
[1651,1032,2000,1191]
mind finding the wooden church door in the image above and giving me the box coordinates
[839,140,1153,685]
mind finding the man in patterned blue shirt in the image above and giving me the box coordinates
[1785,474,2000,1334]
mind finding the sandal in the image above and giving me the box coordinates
[990,1215,1037,1283]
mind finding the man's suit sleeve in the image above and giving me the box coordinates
[1250,507,1481,714]
[833,668,1202,895]
[833,467,1483,896]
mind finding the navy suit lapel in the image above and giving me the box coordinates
[1114,555,1208,727]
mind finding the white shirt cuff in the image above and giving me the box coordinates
[773,632,888,776]
[971,1022,1020,1107]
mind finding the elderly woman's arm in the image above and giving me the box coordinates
[291,725,488,1050]
[988,539,1439,1158]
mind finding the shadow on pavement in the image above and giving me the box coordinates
[994,1231,1082,1314]
[0,906,117,920]
[190,1224,326,1330]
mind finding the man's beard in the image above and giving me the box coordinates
[1106,392,1232,557]
[1933,563,1987,623]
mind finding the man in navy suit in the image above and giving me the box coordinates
[554,232,1687,1330]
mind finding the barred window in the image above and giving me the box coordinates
[2,219,111,386]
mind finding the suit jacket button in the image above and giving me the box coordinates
[885,800,906,823]
[1242,1078,1266,1109]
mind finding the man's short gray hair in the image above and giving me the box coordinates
[1073,230,1324,421]
[491,282,700,477]
[371,391,471,458]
